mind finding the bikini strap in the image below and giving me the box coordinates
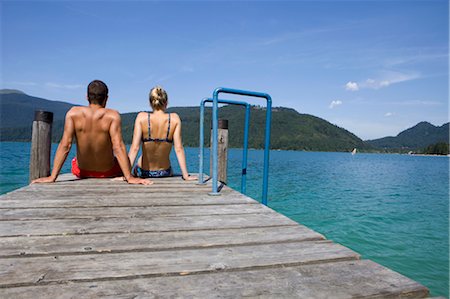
[166,113,171,140]
[147,112,151,140]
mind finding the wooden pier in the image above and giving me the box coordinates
[0,174,430,298]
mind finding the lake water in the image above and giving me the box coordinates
[0,142,448,297]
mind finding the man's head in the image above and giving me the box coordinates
[87,80,108,106]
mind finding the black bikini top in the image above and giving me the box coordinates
[142,113,173,143]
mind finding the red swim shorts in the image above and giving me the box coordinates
[71,157,123,178]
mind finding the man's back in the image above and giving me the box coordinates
[69,106,117,172]
[32,79,150,185]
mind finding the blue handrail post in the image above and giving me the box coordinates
[201,88,271,204]
[241,104,250,194]
[198,99,206,185]
[262,95,272,205]
[210,91,220,195]
[199,98,250,193]
[212,87,271,205]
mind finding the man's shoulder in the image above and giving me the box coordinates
[66,106,84,116]
[103,108,121,119]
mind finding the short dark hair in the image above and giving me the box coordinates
[87,80,108,104]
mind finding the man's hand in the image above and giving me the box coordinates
[126,176,153,185]
[31,176,56,184]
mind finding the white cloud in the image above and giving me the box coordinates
[346,71,420,91]
[345,81,359,91]
[45,82,83,89]
[389,100,442,106]
[329,100,343,109]
[363,78,394,89]
[384,112,394,117]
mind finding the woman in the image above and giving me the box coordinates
[128,86,196,180]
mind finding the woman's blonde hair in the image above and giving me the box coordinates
[149,86,168,110]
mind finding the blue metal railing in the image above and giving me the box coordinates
[198,97,251,194]
[199,87,272,205]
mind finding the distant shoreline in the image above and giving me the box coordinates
[408,153,450,158]
[2,140,449,157]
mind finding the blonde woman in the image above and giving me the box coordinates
[128,86,196,180]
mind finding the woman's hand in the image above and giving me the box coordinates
[127,176,153,185]
[182,174,197,181]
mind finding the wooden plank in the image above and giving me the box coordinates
[0,241,359,287]
[0,195,257,209]
[0,204,271,220]
[0,260,428,298]
[0,213,298,237]
[10,187,218,194]
[0,183,242,201]
[2,183,225,197]
[53,173,205,182]
[0,188,241,199]
[25,180,215,189]
[49,173,206,183]
[0,226,325,257]
[29,180,213,187]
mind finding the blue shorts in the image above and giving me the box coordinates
[132,165,173,178]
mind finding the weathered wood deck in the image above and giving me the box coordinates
[0,174,429,298]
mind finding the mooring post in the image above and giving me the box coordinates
[29,110,53,182]
[211,119,229,184]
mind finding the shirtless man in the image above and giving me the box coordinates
[32,80,151,185]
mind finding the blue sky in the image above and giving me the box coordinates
[1,0,448,140]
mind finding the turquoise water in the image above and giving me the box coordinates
[1,142,448,297]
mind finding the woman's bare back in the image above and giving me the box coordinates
[140,111,176,170]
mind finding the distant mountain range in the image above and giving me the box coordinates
[367,122,449,150]
[0,89,75,128]
[1,89,448,152]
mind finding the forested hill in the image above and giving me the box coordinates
[1,89,367,151]
[122,105,370,151]
[0,89,75,128]
[366,121,449,151]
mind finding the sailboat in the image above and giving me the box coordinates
[351,148,357,155]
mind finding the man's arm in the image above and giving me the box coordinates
[109,111,152,185]
[32,110,75,183]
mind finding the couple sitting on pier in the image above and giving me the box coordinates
[32,80,196,185]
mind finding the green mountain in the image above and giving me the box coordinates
[0,90,75,128]
[0,90,75,141]
[0,89,370,151]
[121,105,370,151]
[366,121,449,151]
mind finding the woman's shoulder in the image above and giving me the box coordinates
[169,112,181,122]
[136,111,149,119]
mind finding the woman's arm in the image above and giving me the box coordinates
[110,111,151,185]
[172,114,196,180]
[128,113,143,168]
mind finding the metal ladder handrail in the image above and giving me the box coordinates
[200,87,272,205]
[198,97,251,194]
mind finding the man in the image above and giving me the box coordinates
[32,80,151,185]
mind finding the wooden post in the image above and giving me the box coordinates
[211,119,229,184]
[29,111,53,182]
